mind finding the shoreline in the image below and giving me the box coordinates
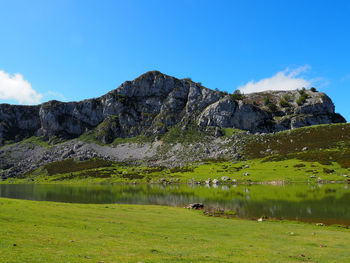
[1,178,348,185]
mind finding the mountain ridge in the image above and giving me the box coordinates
[0,70,346,146]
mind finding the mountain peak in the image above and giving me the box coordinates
[0,71,346,146]
[132,70,173,83]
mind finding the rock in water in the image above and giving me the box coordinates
[221,176,231,181]
[212,179,220,184]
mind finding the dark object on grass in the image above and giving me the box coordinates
[186,203,204,209]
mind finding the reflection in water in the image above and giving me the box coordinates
[1,183,350,225]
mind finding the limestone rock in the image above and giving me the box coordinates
[0,71,345,145]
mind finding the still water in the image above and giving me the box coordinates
[1,183,350,225]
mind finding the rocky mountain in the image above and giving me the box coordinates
[0,71,346,146]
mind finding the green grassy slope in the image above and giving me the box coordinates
[1,198,350,263]
[8,157,348,184]
[4,123,350,184]
[244,123,350,167]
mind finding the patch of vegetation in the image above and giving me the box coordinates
[298,88,306,95]
[310,87,317,92]
[283,94,291,101]
[263,97,270,105]
[264,97,278,112]
[279,99,290,108]
[183,77,193,82]
[161,125,207,145]
[113,94,132,105]
[52,169,115,180]
[297,88,309,105]
[1,136,51,149]
[120,172,144,180]
[169,166,194,173]
[94,116,119,143]
[230,90,243,100]
[241,123,350,175]
[41,100,62,109]
[297,94,308,105]
[267,103,277,112]
[44,158,113,176]
[222,128,244,137]
[244,123,350,159]
[77,130,101,144]
[219,90,229,96]
[323,167,335,174]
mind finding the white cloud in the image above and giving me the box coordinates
[0,70,42,104]
[238,66,312,94]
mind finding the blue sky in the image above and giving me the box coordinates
[0,0,349,120]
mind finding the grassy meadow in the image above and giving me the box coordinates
[1,198,350,263]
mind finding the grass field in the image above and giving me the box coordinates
[1,198,350,262]
[4,156,349,185]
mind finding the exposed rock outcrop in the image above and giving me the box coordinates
[0,71,346,146]
[198,97,273,132]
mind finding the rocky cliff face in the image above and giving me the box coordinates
[0,71,346,145]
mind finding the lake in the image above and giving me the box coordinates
[1,183,350,225]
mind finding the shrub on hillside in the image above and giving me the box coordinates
[298,88,306,96]
[297,93,309,106]
[267,103,278,112]
[230,90,243,100]
[264,97,277,112]
[279,99,290,108]
[264,97,270,105]
[283,94,290,101]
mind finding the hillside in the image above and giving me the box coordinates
[0,71,348,181]
[1,123,350,183]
